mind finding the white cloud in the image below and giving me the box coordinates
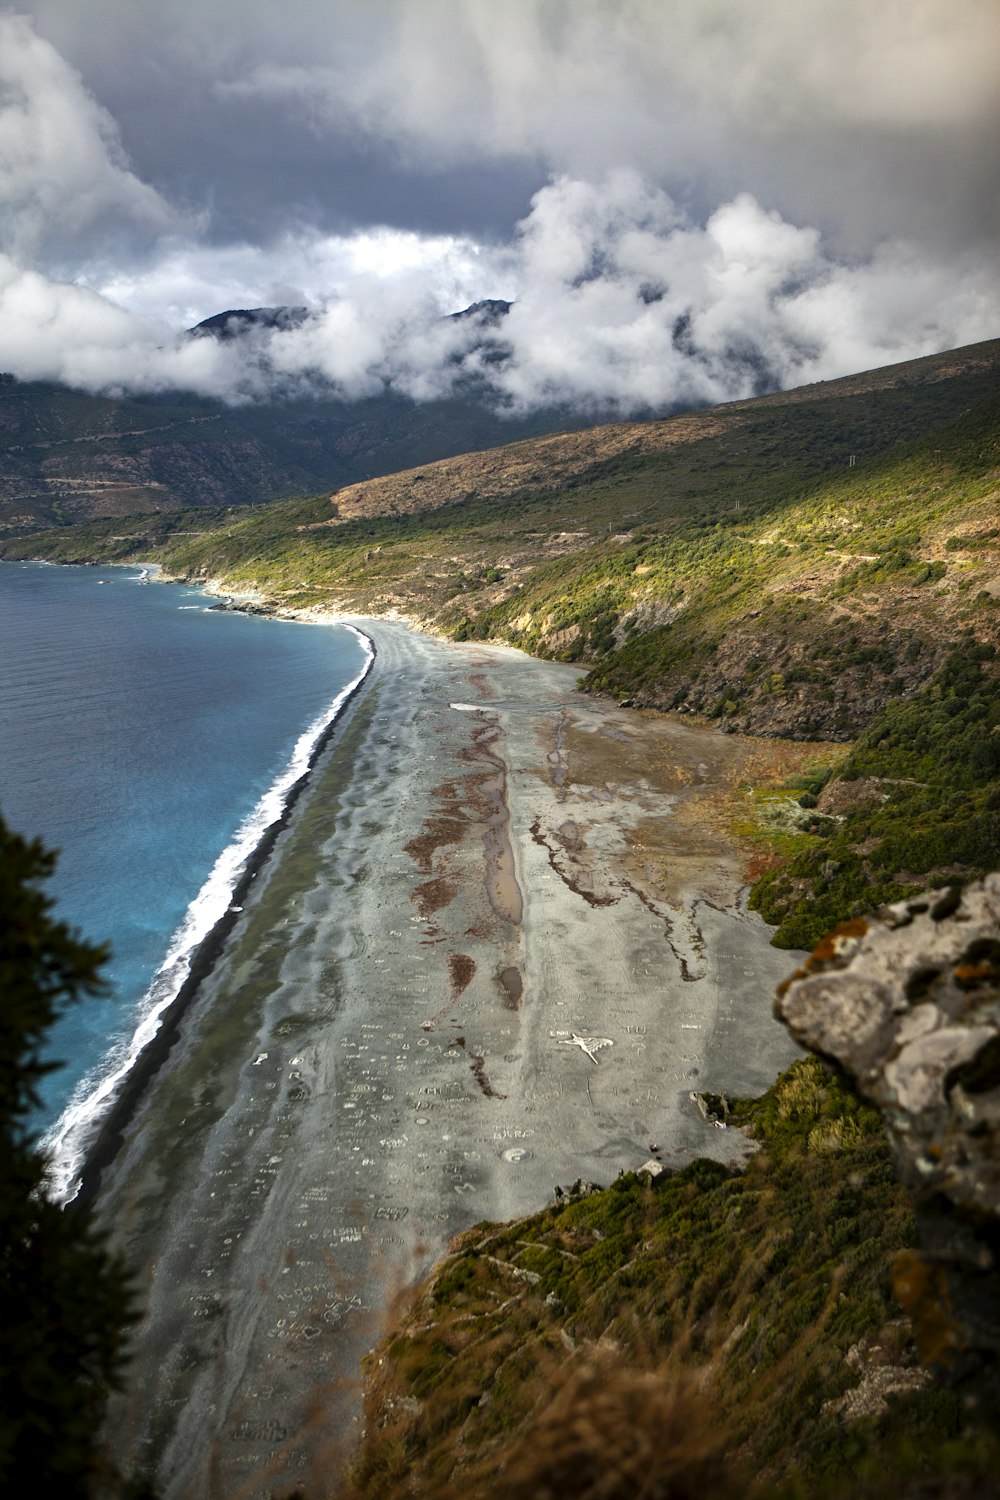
[0,13,996,417]
[213,0,1000,249]
[0,254,234,396]
[2,174,996,416]
[0,12,177,264]
[86,227,506,330]
[479,179,999,414]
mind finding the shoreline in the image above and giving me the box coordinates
[46,609,377,1205]
[75,635,375,1205]
[94,618,812,1499]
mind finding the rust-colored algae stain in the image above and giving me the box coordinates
[776,918,871,998]
[449,953,476,997]
[405,771,488,923]
[407,718,524,931]
[470,1053,506,1099]
[404,816,465,872]
[953,961,996,989]
[808,918,870,965]
[421,954,477,1032]
[412,876,457,919]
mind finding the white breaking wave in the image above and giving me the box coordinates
[43,622,374,1203]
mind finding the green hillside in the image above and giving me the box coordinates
[5,339,998,940]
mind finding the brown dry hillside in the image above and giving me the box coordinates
[310,338,1000,527]
[319,409,732,523]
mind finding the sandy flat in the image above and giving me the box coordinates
[97,619,804,1499]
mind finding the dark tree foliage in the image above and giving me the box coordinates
[0,814,137,1496]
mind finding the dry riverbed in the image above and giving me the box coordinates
[98,620,812,1499]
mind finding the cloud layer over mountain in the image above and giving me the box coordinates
[3,2,999,414]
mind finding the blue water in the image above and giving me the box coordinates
[0,562,370,1192]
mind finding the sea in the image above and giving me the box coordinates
[0,561,371,1198]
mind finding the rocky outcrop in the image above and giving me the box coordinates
[774,877,1000,1409]
[621,612,950,743]
[822,1337,931,1422]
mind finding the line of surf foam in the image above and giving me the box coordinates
[44,623,374,1204]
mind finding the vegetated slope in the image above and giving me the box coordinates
[748,644,1000,947]
[341,1057,997,1500]
[13,336,996,732]
[0,375,588,533]
[6,340,998,937]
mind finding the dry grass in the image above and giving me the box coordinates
[321,410,735,527]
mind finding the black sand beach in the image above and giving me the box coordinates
[76,633,375,1207]
[95,620,806,1499]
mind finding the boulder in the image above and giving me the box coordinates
[774,876,1000,1409]
[551,1178,603,1207]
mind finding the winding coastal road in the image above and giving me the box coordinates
[97,620,802,1499]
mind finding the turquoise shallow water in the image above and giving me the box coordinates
[0,562,369,1190]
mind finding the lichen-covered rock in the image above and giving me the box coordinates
[774,875,1000,1406]
[822,1337,930,1423]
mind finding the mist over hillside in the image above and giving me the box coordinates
[0,350,591,533]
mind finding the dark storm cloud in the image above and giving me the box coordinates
[21,0,1000,252]
[19,0,546,245]
[1,2,998,413]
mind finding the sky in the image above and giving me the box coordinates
[1,0,998,415]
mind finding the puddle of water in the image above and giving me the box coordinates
[498,966,523,1009]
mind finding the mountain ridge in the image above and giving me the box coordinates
[0,297,578,533]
